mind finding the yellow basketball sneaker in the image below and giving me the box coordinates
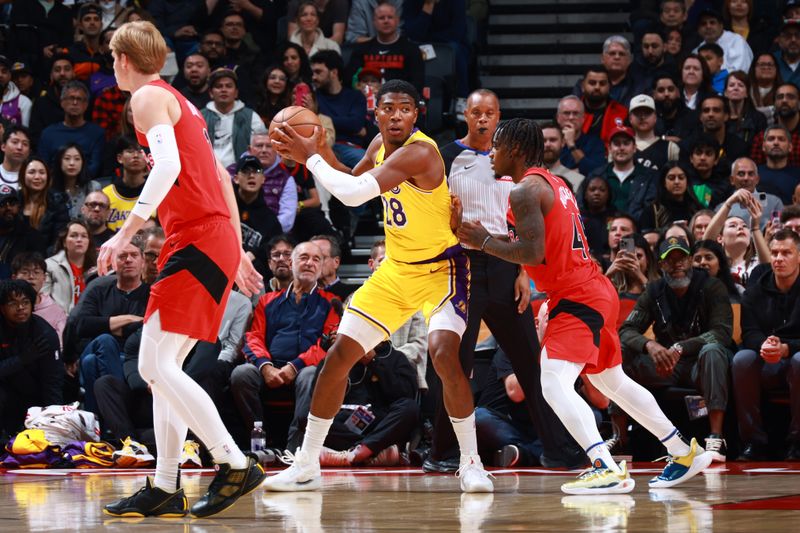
[649,438,713,489]
[561,459,635,495]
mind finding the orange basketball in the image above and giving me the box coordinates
[269,106,321,138]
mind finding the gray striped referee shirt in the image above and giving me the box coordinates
[441,140,514,240]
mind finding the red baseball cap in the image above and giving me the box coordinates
[609,125,635,143]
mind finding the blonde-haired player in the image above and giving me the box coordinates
[100,21,266,518]
[268,79,493,493]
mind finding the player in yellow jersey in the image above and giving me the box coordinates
[268,79,492,492]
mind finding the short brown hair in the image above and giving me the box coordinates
[110,21,168,75]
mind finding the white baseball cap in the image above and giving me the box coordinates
[629,94,655,112]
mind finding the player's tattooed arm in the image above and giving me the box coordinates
[457,178,546,265]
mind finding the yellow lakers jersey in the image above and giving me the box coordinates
[102,183,154,231]
[374,129,459,263]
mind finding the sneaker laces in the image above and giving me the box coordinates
[705,437,724,452]
[455,458,495,480]
[604,435,620,451]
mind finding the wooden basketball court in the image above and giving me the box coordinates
[3,462,800,531]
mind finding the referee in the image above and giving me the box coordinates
[425,90,583,470]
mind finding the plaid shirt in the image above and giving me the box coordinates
[91,85,126,141]
[749,127,800,167]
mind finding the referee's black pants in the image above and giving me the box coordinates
[430,250,582,464]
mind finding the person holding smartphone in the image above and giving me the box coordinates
[717,157,784,229]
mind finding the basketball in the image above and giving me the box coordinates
[269,106,321,139]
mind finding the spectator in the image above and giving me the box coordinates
[664,27,684,58]
[630,94,680,172]
[73,235,149,414]
[29,54,75,140]
[0,279,62,437]
[89,28,120,99]
[775,19,800,88]
[693,8,753,73]
[266,235,295,293]
[290,2,342,57]
[782,205,800,235]
[220,12,261,73]
[255,65,292,124]
[683,95,750,182]
[574,36,636,107]
[591,125,658,223]
[658,0,688,33]
[578,176,615,257]
[201,68,267,169]
[287,0,349,44]
[234,154,283,274]
[680,53,713,111]
[51,143,102,219]
[11,252,67,346]
[178,53,211,111]
[18,156,69,250]
[231,241,339,449]
[794,184,800,207]
[367,240,428,390]
[724,70,767,145]
[755,124,800,205]
[690,208,715,241]
[244,132,297,234]
[279,42,313,86]
[38,81,105,179]
[8,0,73,72]
[752,84,800,167]
[733,229,800,461]
[698,42,729,94]
[557,95,606,177]
[91,83,128,143]
[147,0,205,58]
[640,161,703,231]
[80,191,115,249]
[311,50,368,168]
[576,65,628,145]
[0,55,32,128]
[606,232,659,299]
[619,236,734,463]
[346,0,403,44]
[11,62,37,102]
[718,157,783,229]
[403,0,470,104]
[0,126,32,189]
[347,1,424,92]
[206,0,280,53]
[692,239,742,302]
[631,30,676,95]
[686,135,729,208]
[310,234,357,299]
[652,73,699,141]
[101,136,149,232]
[316,338,418,467]
[723,0,773,57]
[749,53,782,126]
[140,227,165,286]
[198,30,228,70]
[541,122,584,191]
[69,3,105,82]
[0,184,45,279]
[44,220,97,314]
[602,213,637,267]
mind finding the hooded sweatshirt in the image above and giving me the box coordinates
[1,81,33,127]
[201,100,267,168]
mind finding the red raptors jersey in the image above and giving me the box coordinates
[134,80,229,235]
[509,167,598,294]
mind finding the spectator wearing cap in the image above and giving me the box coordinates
[201,68,267,169]
[630,93,680,172]
[556,95,606,177]
[692,8,753,73]
[0,56,33,128]
[619,235,734,463]
[751,84,800,170]
[589,125,658,223]
[29,54,75,140]
[756,125,800,206]
[0,126,32,189]
[69,3,105,82]
[0,184,46,279]
[733,228,800,461]
[100,136,149,233]
[235,154,283,276]
[38,80,105,179]
[8,0,73,70]
[774,18,800,88]
[573,65,628,146]
[346,1,424,92]
[11,63,37,101]
[716,157,783,230]
[574,35,637,107]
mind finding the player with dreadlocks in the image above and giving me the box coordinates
[458,118,713,494]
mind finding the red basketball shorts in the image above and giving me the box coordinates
[541,274,622,375]
[144,216,239,342]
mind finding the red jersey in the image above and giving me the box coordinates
[508,167,598,294]
[134,80,229,235]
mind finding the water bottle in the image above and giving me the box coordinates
[250,421,266,452]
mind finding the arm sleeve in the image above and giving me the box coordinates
[306,154,380,207]
[130,124,182,221]
[278,176,298,232]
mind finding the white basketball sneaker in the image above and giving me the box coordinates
[456,454,494,493]
[263,448,322,492]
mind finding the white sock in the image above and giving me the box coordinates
[450,411,479,459]
[301,413,334,461]
[208,436,248,469]
[154,459,180,492]
[661,428,692,457]
[586,441,621,473]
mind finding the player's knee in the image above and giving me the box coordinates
[539,371,561,405]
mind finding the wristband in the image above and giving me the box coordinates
[480,235,492,251]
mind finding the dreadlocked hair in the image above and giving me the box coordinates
[493,118,544,168]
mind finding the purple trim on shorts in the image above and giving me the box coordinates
[450,252,470,323]
[409,244,465,264]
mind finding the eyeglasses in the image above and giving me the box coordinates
[144,251,158,261]
[15,269,44,277]
[3,299,32,309]
[0,198,19,207]
[269,251,292,260]
[84,201,109,210]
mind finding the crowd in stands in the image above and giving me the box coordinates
[1,0,800,470]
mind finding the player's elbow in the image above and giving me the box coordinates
[158,158,181,179]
